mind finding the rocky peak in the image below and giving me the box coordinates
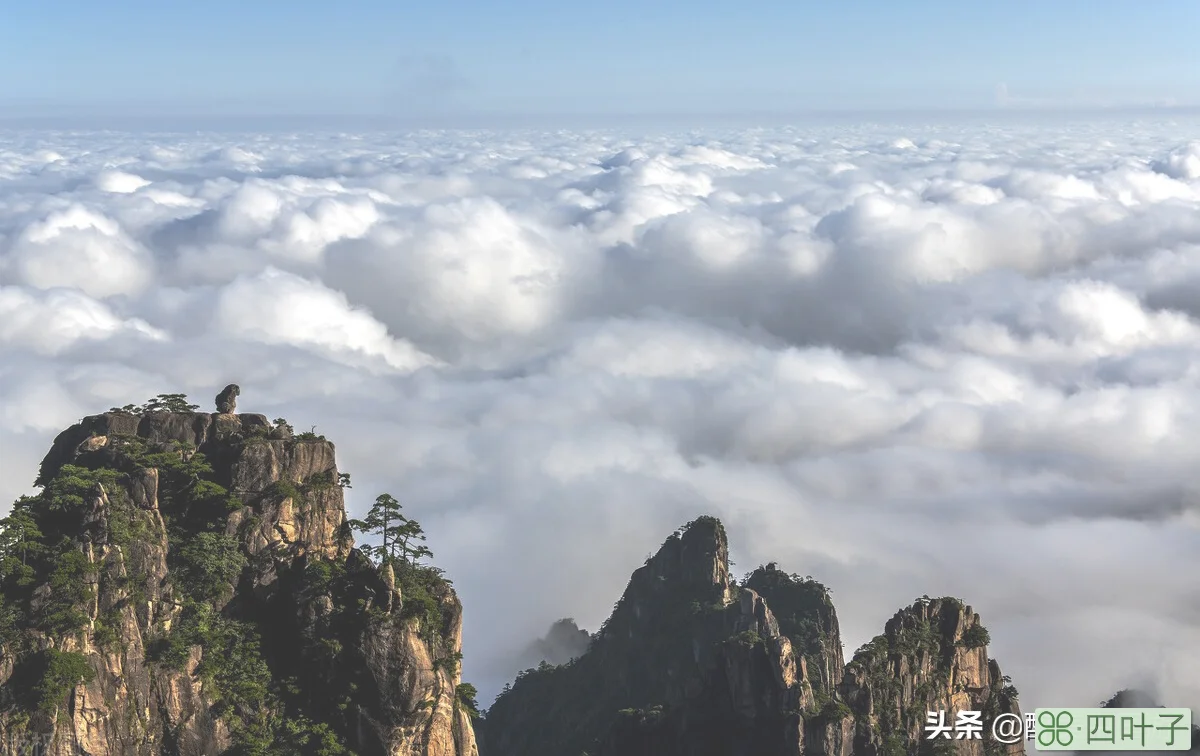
[592,515,736,654]
[1,392,478,756]
[482,522,1025,756]
[479,516,745,756]
[841,597,1022,756]
[482,517,823,756]
[633,515,733,605]
[743,562,844,701]
[36,409,347,569]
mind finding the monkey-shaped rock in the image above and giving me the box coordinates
[215,384,240,414]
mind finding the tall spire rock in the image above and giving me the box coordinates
[1,395,478,756]
[480,516,825,756]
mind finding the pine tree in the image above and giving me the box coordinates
[348,493,433,567]
[0,498,44,585]
[395,515,432,565]
[143,394,200,413]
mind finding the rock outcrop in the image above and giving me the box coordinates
[215,384,240,415]
[1,401,477,756]
[480,518,1024,756]
[841,598,1022,756]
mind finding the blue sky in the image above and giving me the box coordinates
[2,0,1198,121]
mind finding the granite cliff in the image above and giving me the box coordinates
[0,392,478,756]
[479,517,1023,756]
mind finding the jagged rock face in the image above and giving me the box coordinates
[744,563,845,701]
[480,516,822,756]
[278,550,479,756]
[2,460,230,755]
[595,587,814,756]
[482,520,1024,756]
[40,411,345,568]
[841,598,1023,756]
[2,410,477,756]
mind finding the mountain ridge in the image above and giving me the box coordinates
[2,390,1038,756]
[480,516,1024,756]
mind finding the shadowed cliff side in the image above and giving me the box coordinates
[479,517,1024,756]
[0,392,478,756]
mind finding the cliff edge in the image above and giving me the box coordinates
[0,392,478,756]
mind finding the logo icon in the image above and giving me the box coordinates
[1033,708,1192,751]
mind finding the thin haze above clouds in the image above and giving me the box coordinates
[2,116,1200,713]
[2,1,1198,121]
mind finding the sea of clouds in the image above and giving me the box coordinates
[2,114,1199,712]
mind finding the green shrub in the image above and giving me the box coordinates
[302,558,344,594]
[0,594,16,646]
[817,699,852,721]
[275,715,352,755]
[456,683,480,718]
[35,545,97,636]
[263,480,302,502]
[33,649,95,713]
[732,630,762,647]
[959,624,990,649]
[243,423,271,440]
[175,532,246,603]
[434,651,464,675]
[851,634,891,665]
[92,605,126,650]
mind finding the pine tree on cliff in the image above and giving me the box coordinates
[108,392,200,414]
[0,501,42,575]
[348,493,432,567]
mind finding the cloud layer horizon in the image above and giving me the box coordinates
[2,116,1199,712]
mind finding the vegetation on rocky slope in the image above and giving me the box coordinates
[0,393,478,756]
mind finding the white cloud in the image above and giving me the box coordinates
[3,118,1200,714]
[0,286,166,354]
[4,204,155,298]
[325,196,570,349]
[212,267,438,372]
[95,169,151,194]
[1152,141,1200,181]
